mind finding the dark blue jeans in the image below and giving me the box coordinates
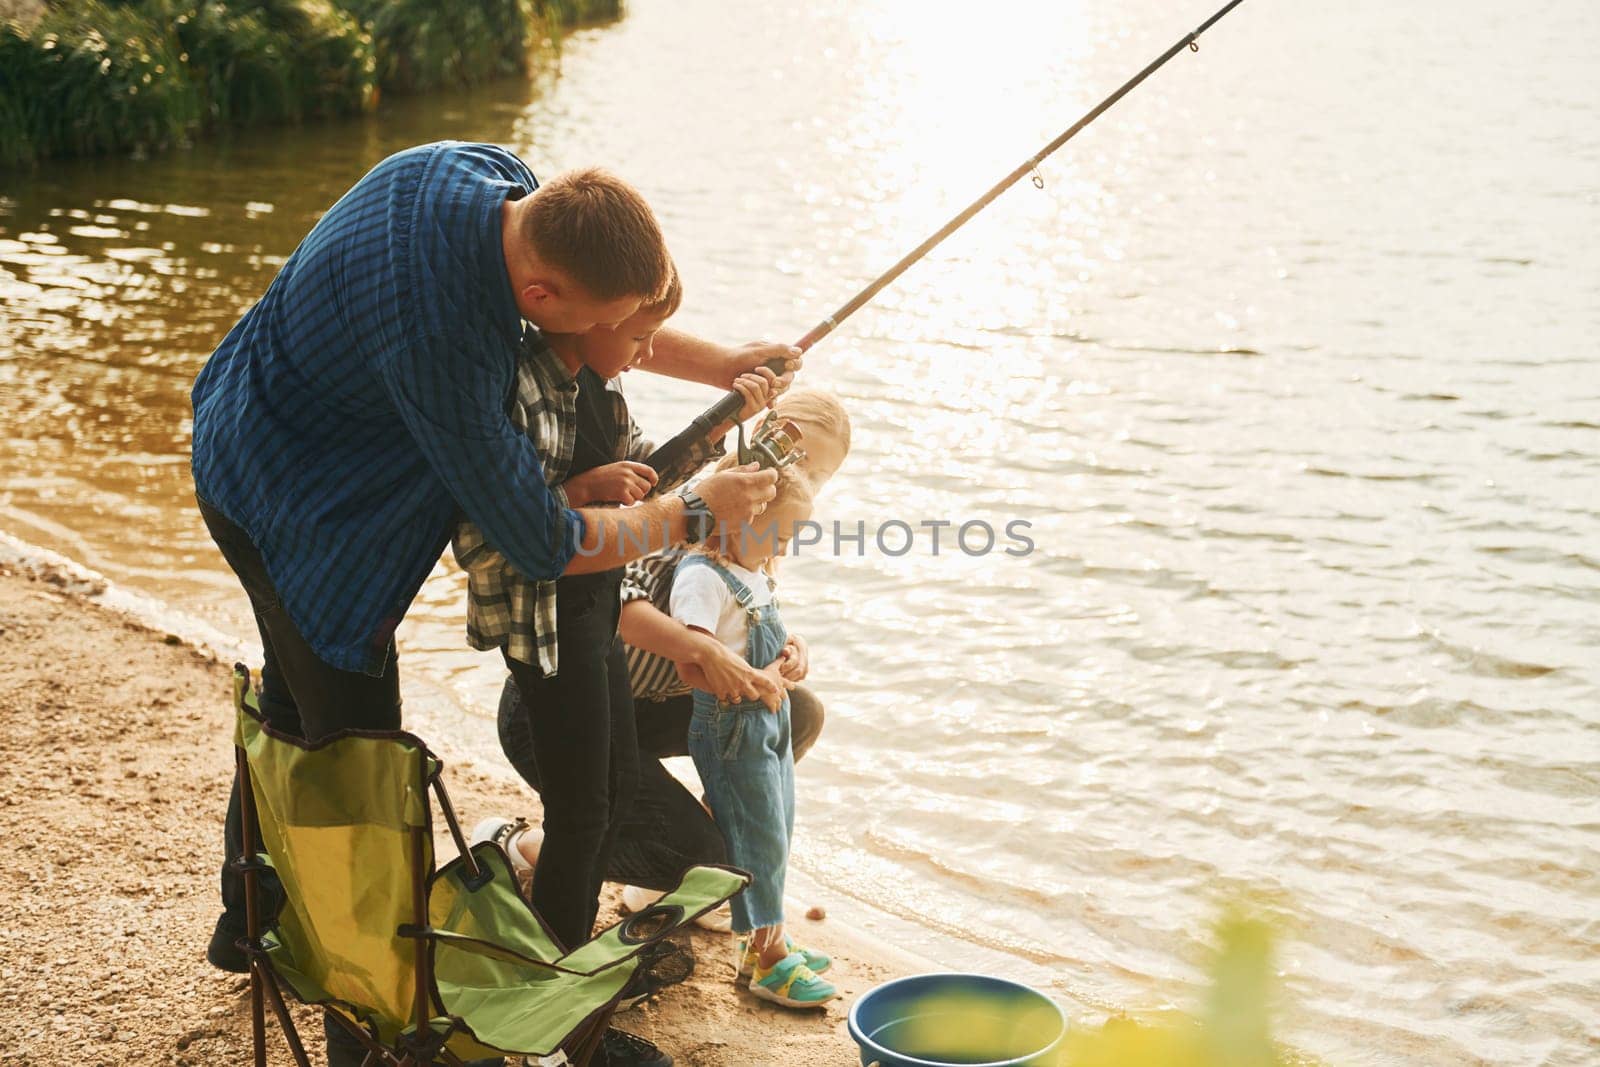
[199,496,402,925]
[497,678,826,891]
[498,566,640,952]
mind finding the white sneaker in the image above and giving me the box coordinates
[621,884,663,913]
[620,884,733,932]
[471,816,535,874]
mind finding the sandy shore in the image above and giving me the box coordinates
[0,558,912,1066]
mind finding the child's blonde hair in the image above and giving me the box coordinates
[698,463,813,574]
[773,388,850,454]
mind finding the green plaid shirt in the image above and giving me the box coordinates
[452,333,723,675]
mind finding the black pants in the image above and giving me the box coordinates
[198,497,494,1067]
[501,569,640,952]
[498,675,826,890]
[199,496,403,924]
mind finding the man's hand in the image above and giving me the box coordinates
[754,661,795,713]
[640,330,802,391]
[724,341,802,394]
[695,637,783,708]
[676,629,792,712]
[697,462,777,525]
[675,659,780,710]
[563,461,658,507]
[777,633,809,683]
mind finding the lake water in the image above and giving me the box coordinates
[2,0,1597,1062]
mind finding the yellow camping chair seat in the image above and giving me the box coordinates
[228,665,747,1066]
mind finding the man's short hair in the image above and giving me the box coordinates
[642,261,683,319]
[521,167,671,302]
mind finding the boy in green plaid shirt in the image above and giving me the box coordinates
[452,267,781,971]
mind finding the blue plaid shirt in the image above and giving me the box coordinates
[191,141,583,675]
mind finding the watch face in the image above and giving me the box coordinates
[688,509,711,544]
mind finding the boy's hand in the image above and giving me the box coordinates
[731,367,781,422]
[777,633,809,682]
[724,341,801,394]
[563,461,658,507]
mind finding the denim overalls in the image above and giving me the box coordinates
[682,555,795,935]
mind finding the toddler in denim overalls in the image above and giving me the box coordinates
[669,468,838,1009]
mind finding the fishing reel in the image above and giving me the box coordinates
[737,410,806,471]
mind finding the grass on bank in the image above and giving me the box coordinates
[0,0,623,168]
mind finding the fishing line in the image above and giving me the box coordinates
[645,0,1248,473]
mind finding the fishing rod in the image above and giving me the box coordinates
[644,0,1248,474]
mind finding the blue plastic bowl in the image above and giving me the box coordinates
[847,973,1068,1067]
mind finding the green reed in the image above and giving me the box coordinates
[0,0,622,168]
[347,0,534,95]
[534,0,623,29]
[3,1,200,166]
[148,0,374,127]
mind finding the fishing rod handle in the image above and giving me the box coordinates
[642,356,790,472]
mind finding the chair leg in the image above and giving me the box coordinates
[572,1007,614,1067]
[326,1010,403,1067]
[409,827,435,1064]
[258,966,311,1067]
[237,741,313,1067]
[237,747,268,1067]
[248,961,268,1067]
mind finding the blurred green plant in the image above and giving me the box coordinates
[140,0,374,128]
[533,0,622,28]
[250,0,374,118]
[1060,906,1287,1067]
[0,23,41,166]
[345,0,534,95]
[2,0,199,166]
[855,905,1296,1067]
[341,0,623,97]
[160,1,299,127]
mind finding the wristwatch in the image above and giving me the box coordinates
[675,485,713,545]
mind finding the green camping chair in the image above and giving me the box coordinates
[227,665,748,1066]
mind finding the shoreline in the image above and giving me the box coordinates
[0,535,921,1065]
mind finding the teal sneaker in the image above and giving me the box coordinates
[736,935,831,979]
[748,951,838,1009]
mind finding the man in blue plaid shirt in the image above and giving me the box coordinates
[191,141,791,1066]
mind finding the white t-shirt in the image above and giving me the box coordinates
[670,557,775,658]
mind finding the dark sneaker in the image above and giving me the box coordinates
[206,913,250,974]
[598,1027,672,1067]
[617,939,695,1011]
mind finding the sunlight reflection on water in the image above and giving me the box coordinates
[2,0,1598,1062]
